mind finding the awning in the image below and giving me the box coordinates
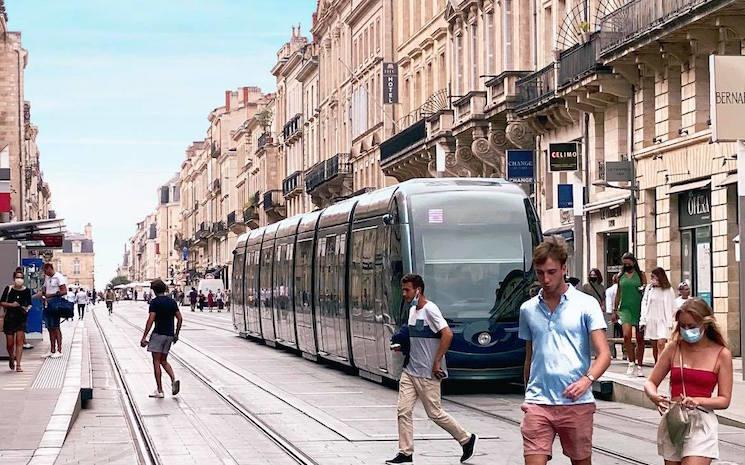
[543,225,574,242]
[583,193,630,213]
[668,179,710,195]
[717,172,738,188]
[0,218,67,249]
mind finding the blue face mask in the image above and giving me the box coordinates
[410,291,420,309]
[681,327,704,344]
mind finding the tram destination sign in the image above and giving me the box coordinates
[548,143,579,172]
[506,149,535,183]
[710,55,745,142]
[382,63,399,104]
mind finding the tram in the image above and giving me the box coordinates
[230,178,541,382]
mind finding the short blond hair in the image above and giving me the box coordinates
[533,235,569,266]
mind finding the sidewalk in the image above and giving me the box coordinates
[599,347,745,428]
[0,317,91,465]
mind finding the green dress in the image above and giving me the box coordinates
[618,272,642,326]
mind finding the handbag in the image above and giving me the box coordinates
[663,346,690,447]
[50,296,74,319]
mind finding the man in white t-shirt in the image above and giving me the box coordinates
[76,288,88,319]
[38,263,67,358]
[386,274,477,465]
[673,281,691,312]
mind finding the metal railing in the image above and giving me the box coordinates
[557,33,611,87]
[212,221,227,236]
[394,89,450,134]
[257,132,273,149]
[282,171,303,196]
[263,190,284,210]
[282,114,302,140]
[227,211,236,226]
[598,0,709,54]
[305,153,351,193]
[516,63,556,110]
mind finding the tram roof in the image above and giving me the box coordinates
[275,215,303,239]
[318,198,357,229]
[246,227,264,246]
[235,232,250,250]
[297,209,322,235]
[393,177,525,196]
[353,184,399,221]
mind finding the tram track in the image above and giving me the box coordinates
[97,308,320,465]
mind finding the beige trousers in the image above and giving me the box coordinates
[397,371,470,455]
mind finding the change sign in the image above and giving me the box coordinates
[548,142,579,172]
[506,150,534,183]
[382,63,399,104]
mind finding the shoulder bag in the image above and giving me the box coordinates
[663,346,690,447]
[50,294,74,319]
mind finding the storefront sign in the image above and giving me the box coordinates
[382,63,399,104]
[558,184,574,209]
[679,189,711,228]
[605,160,633,182]
[709,55,745,142]
[506,150,535,183]
[548,143,579,172]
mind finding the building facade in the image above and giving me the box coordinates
[54,224,95,291]
[156,176,181,285]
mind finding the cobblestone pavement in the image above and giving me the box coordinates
[67,301,745,465]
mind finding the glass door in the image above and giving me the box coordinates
[605,232,628,285]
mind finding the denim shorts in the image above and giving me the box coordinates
[43,310,61,329]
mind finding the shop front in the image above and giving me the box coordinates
[677,186,713,305]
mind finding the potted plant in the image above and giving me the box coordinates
[577,21,592,43]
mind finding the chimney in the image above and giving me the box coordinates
[84,223,92,240]
[225,90,231,111]
[243,87,249,105]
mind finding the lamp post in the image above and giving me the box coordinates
[592,178,639,256]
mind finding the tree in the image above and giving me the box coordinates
[110,276,131,287]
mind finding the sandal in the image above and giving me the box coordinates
[15,365,22,372]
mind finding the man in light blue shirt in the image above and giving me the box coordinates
[518,236,611,465]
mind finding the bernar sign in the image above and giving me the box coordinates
[710,55,745,142]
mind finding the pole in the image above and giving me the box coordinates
[630,154,637,256]
[737,139,745,378]
[573,171,584,279]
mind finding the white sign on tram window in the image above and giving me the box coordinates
[709,55,745,142]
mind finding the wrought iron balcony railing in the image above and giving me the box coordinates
[516,63,556,110]
[257,132,273,149]
[227,211,236,226]
[263,190,284,210]
[305,153,352,193]
[282,171,303,196]
[282,114,302,140]
[557,33,612,88]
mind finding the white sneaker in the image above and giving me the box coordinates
[625,363,635,376]
[148,391,164,398]
[636,365,644,377]
[50,352,62,359]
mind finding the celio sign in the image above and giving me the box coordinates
[548,142,579,172]
[710,55,745,142]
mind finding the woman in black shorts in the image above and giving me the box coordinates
[2,270,32,372]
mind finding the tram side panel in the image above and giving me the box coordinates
[314,227,351,365]
[259,239,277,344]
[244,247,262,337]
[294,233,317,356]
[273,238,297,348]
[231,250,247,333]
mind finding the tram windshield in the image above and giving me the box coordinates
[410,191,533,320]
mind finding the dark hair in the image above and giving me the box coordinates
[401,273,425,292]
[650,267,671,289]
[13,270,23,280]
[43,263,54,271]
[589,268,603,285]
[151,279,168,295]
[533,236,569,266]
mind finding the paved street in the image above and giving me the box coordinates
[36,301,740,465]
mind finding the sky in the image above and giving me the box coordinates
[7,0,317,288]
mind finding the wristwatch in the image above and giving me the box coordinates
[585,373,596,382]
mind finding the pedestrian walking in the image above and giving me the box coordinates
[640,267,677,363]
[198,291,205,311]
[518,236,611,465]
[674,281,691,312]
[75,287,88,319]
[2,270,32,372]
[140,279,182,399]
[105,287,116,315]
[580,268,605,308]
[38,263,67,359]
[643,298,733,464]
[217,290,224,311]
[613,252,647,377]
[207,290,214,312]
[604,274,623,358]
[188,287,196,312]
[386,273,478,465]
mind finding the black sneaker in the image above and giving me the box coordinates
[460,434,478,463]
[385,453,412,464]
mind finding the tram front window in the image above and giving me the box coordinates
[410,191,532,321]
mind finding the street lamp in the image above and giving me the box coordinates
[592,179,639,256]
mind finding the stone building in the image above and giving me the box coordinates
[156,175,181,285]
[53,224,95,291]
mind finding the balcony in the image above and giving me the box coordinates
[558,33,613,89]
[453,91,487,127]
[597,0,725,58]
[227,211,236,226]
[304,153,353,206]
[210,142,220,158]
[485,70,531,114]
[227,210,247,233]
[257,132,273,150]
[212,178,221,193]
[515,63,556,113]
[243,192,260,227]
[380,119,427,164]
[282,114,302,142]
[282,170,303,198]
[194,222,209,246]
[212,220,228,238]
[263,190,286,221]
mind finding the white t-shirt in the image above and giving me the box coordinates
[404,300,449,379]
[605,284,618,314]
[65,290,76,303]
[674,296,689,311]
[44,272,67,295]
[76,290,88,304]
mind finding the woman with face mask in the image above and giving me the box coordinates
[639,268,676,363]
[643,299,733,465]
[1,270,33,372]
[613,252,647,377]
[581,268,605,306]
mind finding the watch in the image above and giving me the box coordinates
[585,373,596,382]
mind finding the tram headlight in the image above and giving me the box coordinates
[477,332,492,346]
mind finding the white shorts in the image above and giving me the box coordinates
[657,409,719,461]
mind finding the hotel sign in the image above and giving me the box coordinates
[382,63,399,104]
[710,55,745,142]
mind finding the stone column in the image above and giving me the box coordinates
[655,65,682,142]
[633,74,655,151]
[680,55,710,134]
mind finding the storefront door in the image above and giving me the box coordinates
[605,232,628,285]
[679,188,712,305]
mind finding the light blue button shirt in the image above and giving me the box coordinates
[518,285,607,405]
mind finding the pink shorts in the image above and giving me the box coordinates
[521,403,596,460]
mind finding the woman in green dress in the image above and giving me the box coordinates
[612,253,647,377]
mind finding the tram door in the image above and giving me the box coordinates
[316,233,350,361]
[259,241,276,342]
